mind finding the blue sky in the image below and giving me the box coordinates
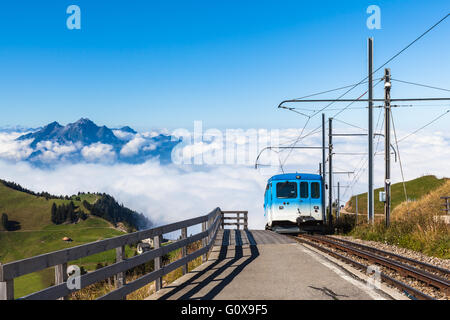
[0,0,449,131]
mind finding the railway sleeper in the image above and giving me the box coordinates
[299,235,449,294]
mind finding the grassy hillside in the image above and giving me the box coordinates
[350,180,450,258]
[0,182,99,231]
[345,175,449,215]
[0,182,132,298]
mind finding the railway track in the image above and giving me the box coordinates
[322,235,450,280]
[294,234,450,300]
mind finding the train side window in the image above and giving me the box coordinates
[276,181,297,198]
[311,182,320,199]
[269,184,272,200]
[300,181,308,198]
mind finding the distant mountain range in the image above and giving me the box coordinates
[18,118,122,148]
[11,118,181,166]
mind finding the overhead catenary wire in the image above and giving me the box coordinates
[398,109,450,143]
[280,117,311,168]
[279,124,323,146]
[390,109,409,208]
[279,13,450,113]
[332,118,368,132]
[279,82,382,170]
[342,107,384,199]
[391,78,450,93]
[332,79,384,119]
[278,79,379,168]
[278,103,450,112]
[293,79,383,100]
[272,13,450,177]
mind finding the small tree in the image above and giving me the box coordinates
[1,213,8,231]
[51,203,58,224]
[79,210,88,221]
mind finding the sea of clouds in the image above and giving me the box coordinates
[0,127,449,229]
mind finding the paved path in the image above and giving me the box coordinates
[147,229,383,300]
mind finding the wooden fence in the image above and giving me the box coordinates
[0,207,230,300]
[220,211,248,230]
[442,197,450,214]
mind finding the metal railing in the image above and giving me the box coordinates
[0,207,228,300]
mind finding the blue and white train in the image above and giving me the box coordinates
[264,173,324,233]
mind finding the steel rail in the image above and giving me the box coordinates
[300,234,449,294]
[322,235,450,277]
[293,236,434,300]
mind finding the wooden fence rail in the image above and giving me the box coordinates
[0,207,231,300]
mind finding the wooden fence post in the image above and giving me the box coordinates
[244,211,248,230]
[443,197,450,214]
[0,263,13,300]
[207,216,211,250]
[0,281,13,300]
[221,211,224,229]
[181,227,188,275]
[202,221,207,262]
[115,245,126,299]
[55,263,68,300]
[154,235,162,292]
[237,212,240,230]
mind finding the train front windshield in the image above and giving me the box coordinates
[276,181,297,198]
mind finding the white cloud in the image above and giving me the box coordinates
[0,132,33,161]
[0,159,267,229]
[0,129,449,231]
[81,143,116,162]
[113,129,135,141]
[35,141,79,162]
[120,135,147,157]
[120,134,161,157]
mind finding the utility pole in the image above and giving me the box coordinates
[368,37,374,224]
[355,194,358,224]
[384,68,392,227]
[322,113,327,223]
[328,117,333,227]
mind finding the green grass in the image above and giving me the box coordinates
[0,183,100,231]
[0,182,132,298]
[346,175,448,215]
[0,217,130,298]
[14,268,55,299]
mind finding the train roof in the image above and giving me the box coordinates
[268,173,322,182]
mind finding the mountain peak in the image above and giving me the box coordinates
[69,118,97,129]
[74,118,94,125]
[17,118,121,147]
[119,126,137,134]
[44,121,63,130]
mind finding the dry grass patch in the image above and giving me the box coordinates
[350,180,450,259]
